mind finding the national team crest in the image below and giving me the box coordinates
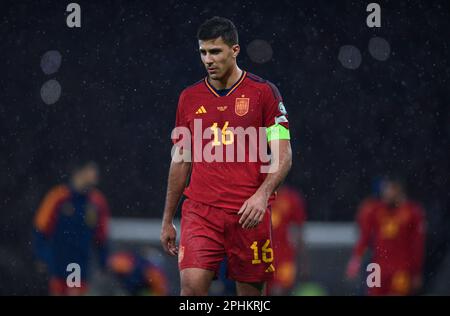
[235,97,249,116]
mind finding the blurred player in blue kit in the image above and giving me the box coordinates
[33,161,110,295]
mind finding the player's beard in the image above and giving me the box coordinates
[207,66,223,80]
[209,65,232,82]
[208,72,220,80]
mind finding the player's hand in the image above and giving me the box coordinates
[345,256,362,280]
[160,222,178,256]
[238,191,268,229]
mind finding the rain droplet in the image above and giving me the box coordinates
[338,45,362,70]
[368,37,391,61]
[40,79,61,104]
[40,50,62,75]
[246,39,273,64]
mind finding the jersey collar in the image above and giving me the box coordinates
[204,70,247,97]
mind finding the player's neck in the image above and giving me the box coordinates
[208,66,242,90]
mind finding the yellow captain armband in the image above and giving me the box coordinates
[266,124,290,142]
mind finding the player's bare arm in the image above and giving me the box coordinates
[238,139,292,229]
[161,147,191,256]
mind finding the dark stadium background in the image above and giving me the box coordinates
[0,0,449,294]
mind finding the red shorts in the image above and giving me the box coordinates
[179,198,275,283]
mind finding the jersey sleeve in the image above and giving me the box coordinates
[290,191,307,225]
[91,190,111,270]
[352,199,376,258]
[172,90,189,145]
[33,185,70,264]
[262,82,289,129]
[33,185,69,235]
[91,190,110,245]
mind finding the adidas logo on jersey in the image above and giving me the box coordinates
[195,106,207,114]
[265,264,275,273]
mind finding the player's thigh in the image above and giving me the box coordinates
[180,268,216,296]
[179,199,225,272]
[225,209,275,284]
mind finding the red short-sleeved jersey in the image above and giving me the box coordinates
[172,71,289,211]
[352,199,426,295]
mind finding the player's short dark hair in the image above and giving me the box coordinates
[197,16,239,46]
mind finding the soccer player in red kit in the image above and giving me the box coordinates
[346,177,426,295]
[160,16,292,296]
[268,186,307,295]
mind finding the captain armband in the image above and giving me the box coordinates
[266,122,290,142]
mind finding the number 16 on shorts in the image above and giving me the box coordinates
[250,239,273,264]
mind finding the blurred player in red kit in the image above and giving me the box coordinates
[160,16,292,295]
[346,176,426,295]
[267,185,307,295]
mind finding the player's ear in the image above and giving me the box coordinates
[232,44,240,58]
